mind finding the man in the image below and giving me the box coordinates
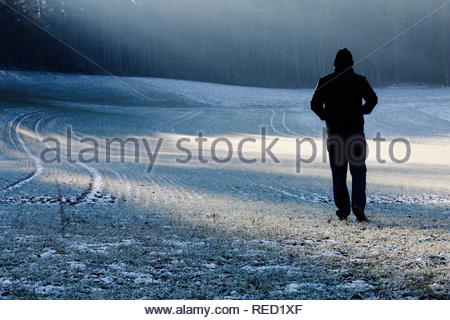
[311,48,378,222]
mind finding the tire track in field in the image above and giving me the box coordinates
[56,125,117,205]
[271,109,310,138]
[0,117,117,205]
[270,109,289,137]
[63,126,116,205]
[69,125,150,205]
[34,115,58,141]
[280,110,301,136]
[280,109,322,137]
[40,119,94,204]
[67,123,143,205]
[1,112,44,192]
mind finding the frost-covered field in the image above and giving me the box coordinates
[0,71,448,299]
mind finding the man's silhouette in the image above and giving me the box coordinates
[311,48,378,222]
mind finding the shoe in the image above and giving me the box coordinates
[336,210,349,221]
[353,207,368,222]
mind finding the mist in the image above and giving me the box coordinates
[1,0,448,87]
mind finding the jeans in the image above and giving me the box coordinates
[327,131,367,214]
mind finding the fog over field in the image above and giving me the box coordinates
[0,71,448,299]
[1,0,449,87]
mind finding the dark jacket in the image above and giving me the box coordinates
[311,69,378,134]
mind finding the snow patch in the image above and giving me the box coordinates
[285,282,326,293]
[335,280,375,292]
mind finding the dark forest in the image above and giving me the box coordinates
[0,0,448,87]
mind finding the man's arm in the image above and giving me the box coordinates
[361,77,378,115]
[310,78,327,120]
